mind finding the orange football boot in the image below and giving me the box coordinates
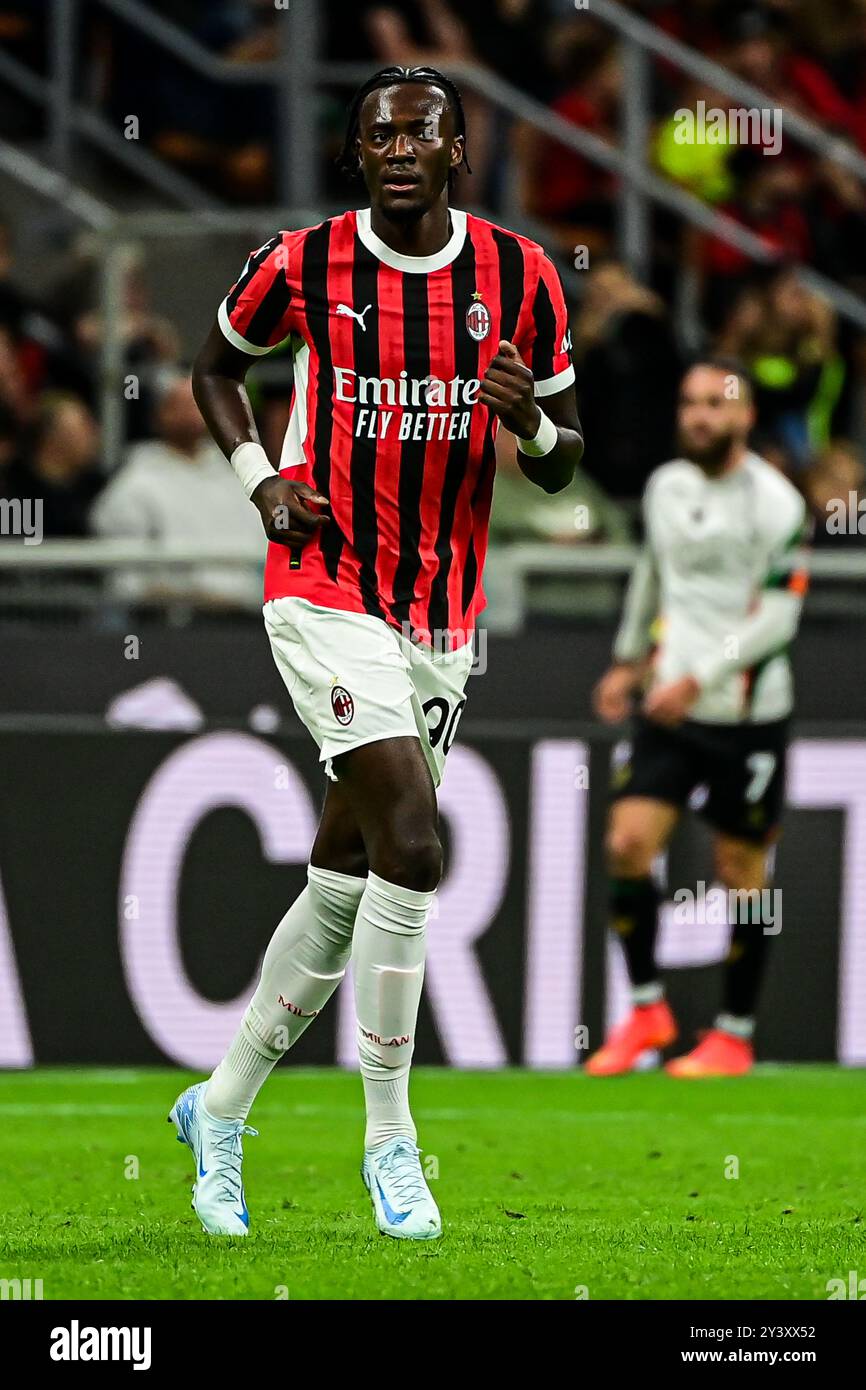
[585,1000,678,1076]
[665,1029,754,1077]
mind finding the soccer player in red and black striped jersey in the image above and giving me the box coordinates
[170,66,583,1241]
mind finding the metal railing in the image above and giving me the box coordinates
[0,540,266,621]
[0,539,265,569]
[0,540,860,632]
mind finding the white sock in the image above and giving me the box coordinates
[631,982,664,1007]
[205,865,365,1122]
[352,871,434,1150]
[715,1012,754,1041]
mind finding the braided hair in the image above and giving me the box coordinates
[337,65,472,189]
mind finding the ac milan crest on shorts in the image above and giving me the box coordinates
[330,685,354,725]
[264,596,475,787]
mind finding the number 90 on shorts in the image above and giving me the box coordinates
[263,596,475,787]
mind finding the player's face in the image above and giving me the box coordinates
[677,366,753,469]
[357,85,462,217]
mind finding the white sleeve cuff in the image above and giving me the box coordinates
[218,299,273,357]
[534,363,575,397]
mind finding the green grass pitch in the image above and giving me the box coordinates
[0,1066,863,1300]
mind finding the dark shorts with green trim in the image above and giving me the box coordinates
[609,716,790,844]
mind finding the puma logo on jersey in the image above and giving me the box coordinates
[560,328,573,354]
[336,303,372,330]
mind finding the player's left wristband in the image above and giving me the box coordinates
[516,409,558,458]
[231,441,278,499]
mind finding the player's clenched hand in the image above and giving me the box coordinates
[643,675,700,728]
[593,664,641,724]
[251,476,329,548]
[479,340,541,439]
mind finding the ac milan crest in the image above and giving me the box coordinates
[466,292,490,342]
[331,685,354,725]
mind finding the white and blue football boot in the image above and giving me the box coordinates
[168,1082,257,1237]
[361,1136,442,1241]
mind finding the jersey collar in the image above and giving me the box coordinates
[356,207,467,273]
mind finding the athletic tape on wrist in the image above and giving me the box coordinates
[230,441,278,498]
[516,410,558,457]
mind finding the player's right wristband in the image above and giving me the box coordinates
[231,441,278,499]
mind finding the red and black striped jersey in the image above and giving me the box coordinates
[219,207,575,645]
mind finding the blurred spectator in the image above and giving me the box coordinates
[697,155,813,331]
[90,374,264,608]
[0,324,32,436]
[573,262,681,500]
[460,0,552,101]
[655,80,740,205]
[808,158,866,289]
[46,237,180,446]
[517,30,621,259]
[0,401,23,502]
[3,394,103,538]
[717,264,844,468]
[823,0,866,153]
[0,221,94,406]
[648,0,749,57]
[721,8,856,139]
[800,438,866,546]
[0,218,29,336]
[70,246,179,369]
[95,1,279,201]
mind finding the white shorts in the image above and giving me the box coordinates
[263,597,475,786]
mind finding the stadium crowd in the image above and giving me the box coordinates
[1,0,865,605]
